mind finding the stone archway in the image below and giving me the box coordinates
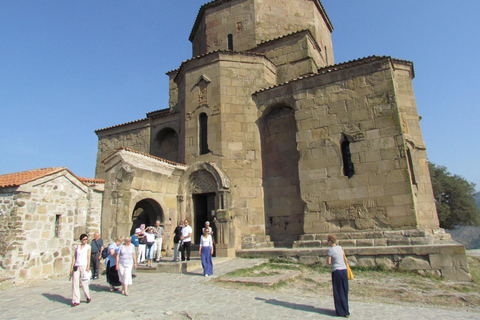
[178,162,234,256]
[189,169,218,244]
[130,199,164,235]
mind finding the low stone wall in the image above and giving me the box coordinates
[237,243,471,281]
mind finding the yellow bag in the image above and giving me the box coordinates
[343,250,354,280]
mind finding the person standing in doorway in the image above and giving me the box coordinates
[154,220,164,262]
[181,219,192,261]
[90,232,103,280]
[326,234,350,318]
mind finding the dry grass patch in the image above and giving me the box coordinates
[212,257,480,311]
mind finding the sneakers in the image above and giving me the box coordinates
[71,302,80,307]
[86,297,91,303]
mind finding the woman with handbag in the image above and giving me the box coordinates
[326,234,350,318]
[70,233,91,307]
[105,237,122,292]
[144,227,156,267]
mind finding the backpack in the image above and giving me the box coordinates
[101,247,109,259]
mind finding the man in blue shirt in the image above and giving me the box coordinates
[130,228,141,277]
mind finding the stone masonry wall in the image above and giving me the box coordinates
[391,62,438,229]
[254,0,333,62]
[192,0,256,56]
[95,122,151,180]
[191,0,334,65]
[175,52,277,249]
[101,149,186,250]
[253,57,432,235]
[252,32,323,83]
[0,172,103,289]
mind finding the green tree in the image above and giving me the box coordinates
[429,162,480,229]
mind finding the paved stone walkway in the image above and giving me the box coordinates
[0,258,478,320]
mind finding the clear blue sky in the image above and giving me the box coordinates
[1,0,479,191]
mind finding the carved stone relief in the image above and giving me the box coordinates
[189,170,217,194]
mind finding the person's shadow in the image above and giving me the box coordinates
[41,293,70,306]
[255,297,336,317]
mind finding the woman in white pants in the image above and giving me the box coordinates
[70,233,91,307]
[137,224,146,264]
[116,236,137,296]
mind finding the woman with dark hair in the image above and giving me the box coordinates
[105,237,122,292]
[70,233,91,307]
[326,234,350,318]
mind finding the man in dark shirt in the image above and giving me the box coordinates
[90,232,104,280]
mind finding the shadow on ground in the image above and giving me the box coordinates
[41,293,70,306]
[255,297,336,317]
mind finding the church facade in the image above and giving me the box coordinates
[95,0,440,254]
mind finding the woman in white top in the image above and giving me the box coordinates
[199,228,214,276]
[116,236,137,296]
[326,234,350,318]
[70,233,91,307]
[145,227,156,267]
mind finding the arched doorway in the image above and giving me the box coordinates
[188,169,218,244]
[193,193,216,244]
[130,199,164,235]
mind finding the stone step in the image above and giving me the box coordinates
[293,236,434,248]
[298,229,428,241]
[293,229,437,248]
[136,259,202,274]
[136,257,231,274]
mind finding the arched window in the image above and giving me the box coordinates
[341,135,355,178]
[199,113,210,155]
[152,128,179,162]
[227,34,233,50]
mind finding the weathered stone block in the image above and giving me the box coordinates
[356,257,376,267]
[338,239,356,247]
[356,239,374,247]
[298,255,320,265]
[398,256,432,270]
[375,257,395,269]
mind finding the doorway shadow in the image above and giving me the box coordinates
[41,293,70,306]
[255,297,336,317]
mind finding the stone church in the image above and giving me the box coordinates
[95,0,449,258]
[1,0,469,287]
